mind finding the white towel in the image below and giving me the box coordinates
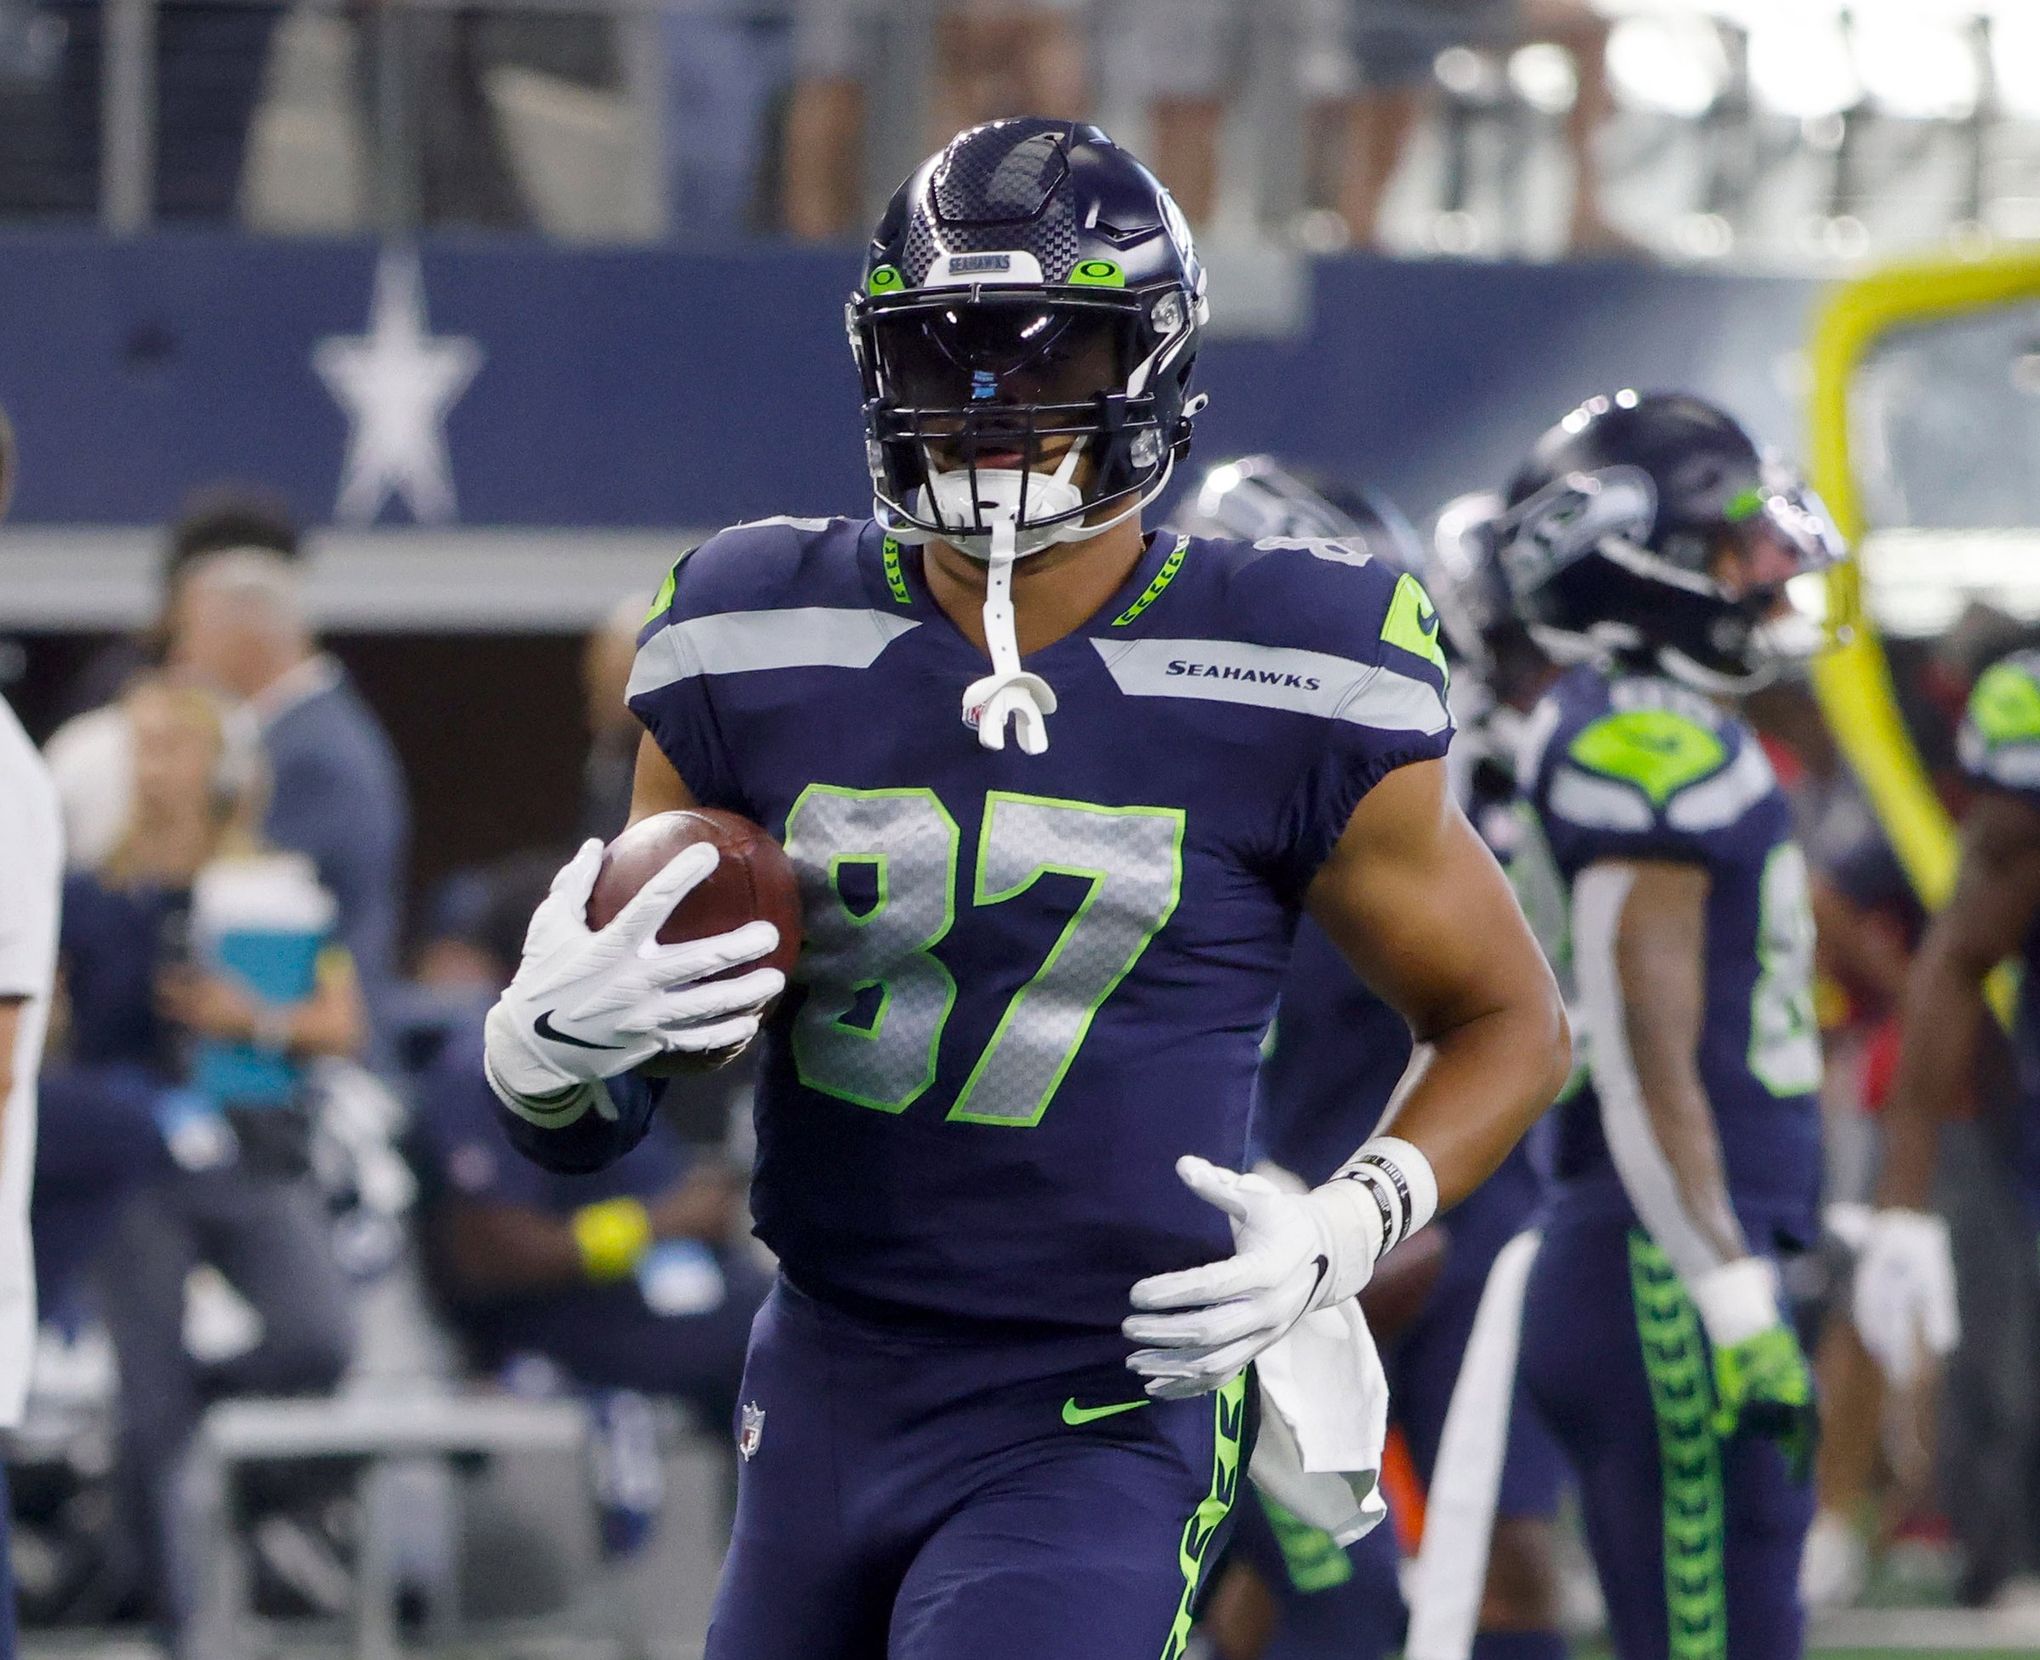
[1403,1228,1543,1660]
[1247,1299,1391,1545]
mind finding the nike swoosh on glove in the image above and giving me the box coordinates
[485,838,784,1121]
[1851,1208,1960,1389]
[1122,1156,1384,1400]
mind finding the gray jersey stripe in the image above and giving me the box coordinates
[1088,638,1450,734]
[628,607,921,698]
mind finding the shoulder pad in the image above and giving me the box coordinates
[1567,709,1728,808]
[644,516,856,630]
[1557,704,1775,835]
[1224,540,1447,681]
[1967,654,2040,749]
[1961,652,2040,791]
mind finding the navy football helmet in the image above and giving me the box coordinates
[850,118,1207,560]
[1492,391,1847,693]
[1174,455,1421,569]
[1428,491,1554,713]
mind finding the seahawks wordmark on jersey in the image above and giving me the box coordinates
[1521,664,1822,1244]
[626,516,1452,1335]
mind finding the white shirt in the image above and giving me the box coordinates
[0,694,63,1426]
[42,702,132,872]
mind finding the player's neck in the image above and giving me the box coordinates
[923,518,1148,657]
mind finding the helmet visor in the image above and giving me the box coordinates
[868,293,1143,413]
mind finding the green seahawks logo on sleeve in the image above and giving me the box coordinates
[1380,572,1449,686]
[1961,657,2040,791]
[642,563,679,627]
[1968,659,2040,749]
[1567,710,1727,808]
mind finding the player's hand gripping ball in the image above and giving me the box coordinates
[587,810,804,1074]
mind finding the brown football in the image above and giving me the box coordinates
[1356,1223,1450,1343]
[586,808,803,986]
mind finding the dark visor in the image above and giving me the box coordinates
[870,297,1141,411]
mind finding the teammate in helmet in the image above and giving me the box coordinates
[1499,391,1841,1660]
[482,120,1569,1659]
[1180,459,1572,1660]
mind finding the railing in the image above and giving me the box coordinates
[0,0,2034,261]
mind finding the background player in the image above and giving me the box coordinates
[1497,391,1841,1660]
[480,118,1570,1660]
[1178,457,1571,1660]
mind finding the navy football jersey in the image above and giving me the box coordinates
[625,516,1453,1332]
[1522,664,1821,1244]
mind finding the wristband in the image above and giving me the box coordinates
[1330,1135,1440,1260]
[572,1197,655,1283]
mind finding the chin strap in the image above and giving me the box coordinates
[962,515,1059,754]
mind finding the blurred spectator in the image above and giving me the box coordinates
[3,0,284,218]
[661,0,792,237]
[931,0,1087,145]
[1321,0,1625,252]
[582,593,647,843]
[170,549,410,1044]
[415,1022,763,1424]
[57,678,361,1638]
[42,485,299,873]
[0,405,64,1660]
[409,853,765,1433]
[782,0,1089,241]
[1120,0,1237,226]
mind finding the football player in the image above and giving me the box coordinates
[1496,391,1839,1660]
[1179,459,1572,1660]
[482,118,1569,1660]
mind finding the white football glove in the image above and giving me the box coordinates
[1851,1207,1960,1388]
[1122,1156,1387,1400]
[484,838,784,1119]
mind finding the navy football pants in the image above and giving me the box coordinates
[706,1276,1250,1660]
[1519,1215,1812,1660]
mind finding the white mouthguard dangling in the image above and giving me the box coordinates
[962,513,1059,754]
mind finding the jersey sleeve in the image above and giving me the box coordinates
[623,528,764,813]
[1535,702,1775,872]
[1264,552,1456,895]
[1959,652,2040,807]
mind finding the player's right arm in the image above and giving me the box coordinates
[1878,793,2040,1207]
[629,730,699,820]
[1577,860,1746,1267]
[1854,657,2040,1382]
[483,542,786,1176]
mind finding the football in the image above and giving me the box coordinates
[586,808,804,987]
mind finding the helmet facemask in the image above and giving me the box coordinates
[853,284,1197,561]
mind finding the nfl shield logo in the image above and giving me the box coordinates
[738,1402,766,1461]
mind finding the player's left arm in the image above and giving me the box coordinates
[1304,756,1571,1206]
[1125,758,1568,1398]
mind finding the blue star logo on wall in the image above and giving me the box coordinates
[314,249,484,525]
